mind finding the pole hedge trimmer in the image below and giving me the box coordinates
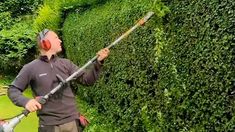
[0,11,154,132]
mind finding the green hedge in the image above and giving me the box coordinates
[0,12,14,30]
[154,0,235,131]
[62,0,168,131]
[0,0,42,16]
[0,18,37,74]
[0,0,42,74]
[34,0,109,32]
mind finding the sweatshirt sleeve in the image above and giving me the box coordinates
[68,60,103,86]
[7,65,31,107]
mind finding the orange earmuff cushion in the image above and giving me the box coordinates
[41,40,51,51]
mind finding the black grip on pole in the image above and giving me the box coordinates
[22,110,30,116]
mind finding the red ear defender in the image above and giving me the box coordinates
[41,39,51,51]
[39,29,51,51]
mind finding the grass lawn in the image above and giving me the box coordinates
[0,90,38,132]
[0,75,38,132]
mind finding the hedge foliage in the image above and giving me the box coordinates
[62,0,168,131]
[1,0,232,131]
[0,19,37,74]
[0,0,43,16]
[0,1,42,74]
[154,0,235,131]
[33,0,108,32]
[0,12,15,31]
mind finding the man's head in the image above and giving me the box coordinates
[37,29,62,54]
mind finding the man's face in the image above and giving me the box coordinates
[46,31,62,53]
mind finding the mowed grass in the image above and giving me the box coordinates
[0,75,38,132]
[0,95,38,132]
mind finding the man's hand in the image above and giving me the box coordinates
[97,48,110,62]
[25,99,42,112]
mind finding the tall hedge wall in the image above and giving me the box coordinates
[62,0,168,131]
[154,0,235,131]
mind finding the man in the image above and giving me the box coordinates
[7,29,110,132]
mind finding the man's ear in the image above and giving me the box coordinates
[41,39,51,51]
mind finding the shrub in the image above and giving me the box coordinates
[34,4,62,32]
[0,0,43,16]
[62,0,168,131]
[0,0,43,74]
[34,0,108,32]
[154,0,235,131]
[0,12,15,30]
[0,19,37,74]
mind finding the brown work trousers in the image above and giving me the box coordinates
[38,120,83,132]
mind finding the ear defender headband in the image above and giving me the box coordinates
[39,29,51,51]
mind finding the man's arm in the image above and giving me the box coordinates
[7,65,31,107]
[78,60,103,85]
[8,65,42,112]
[8,85,30,107]
[69,48,110,85]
